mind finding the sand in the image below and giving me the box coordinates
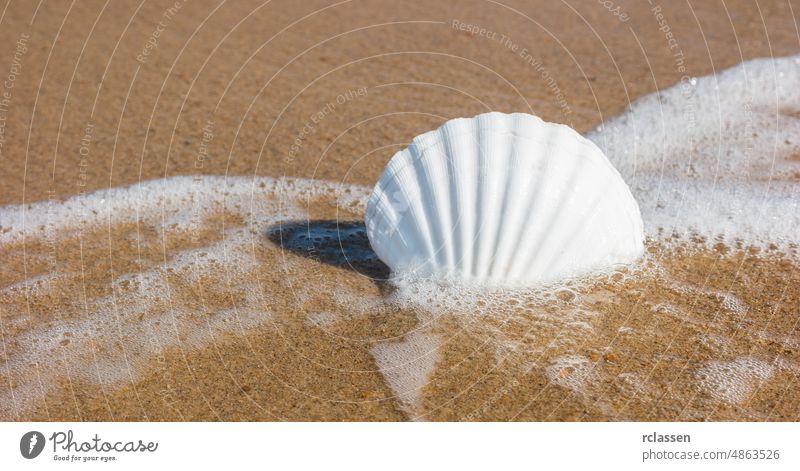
[1,0,799,421]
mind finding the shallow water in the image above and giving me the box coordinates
[1,55,799,421]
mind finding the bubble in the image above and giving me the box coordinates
[0,175,371,416]
[696,357,774,404]
[585,54,800,251]
[545,355,593,394]
[370,331,441,418]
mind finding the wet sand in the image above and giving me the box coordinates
[1,0,799,421]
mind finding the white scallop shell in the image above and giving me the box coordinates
[365,112,644,287]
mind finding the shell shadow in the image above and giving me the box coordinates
[266,220,391,286]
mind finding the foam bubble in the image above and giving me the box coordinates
[545,355,594,394]
[1,55,797,420]
[306,311,337,327]
[696,357,775,404]
[588,54,800,248]
[668,283,750,316]
[0,175,370,417]
[370,331,441,418]
[0,176,370,245]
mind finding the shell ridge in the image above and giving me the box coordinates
[469,118,488,277]
[539,147,628,274]
[472,114,507,278]
[392,150,437,273]
[491,113,541,277]
[539,173,611,277]
[486,114,525,280]
[486,112,520,278]
[517,130,595,279]
[401,113,552,160]
[457,116,480,278]
[509,126,595,280]
[433,123,456,274]
[407,142,447,273]
[569,210,619,275]
[504,124,561,280]
[370,191,414,267]
[365,170,398,268]
[441,123,462,275]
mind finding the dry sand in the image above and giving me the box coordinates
[0,0,799,421]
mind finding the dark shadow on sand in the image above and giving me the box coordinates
[266,220,390,285]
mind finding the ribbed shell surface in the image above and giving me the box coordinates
[365,112,644,286]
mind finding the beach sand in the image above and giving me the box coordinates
[0,0,799,421]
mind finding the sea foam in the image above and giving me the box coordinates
[0,55,798,419]
[588,54,800,248]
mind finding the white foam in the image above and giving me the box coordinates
[616,372,648,397]
[1,54,798,419]
[588,54,800,248]
[696,357,775,404]
[668,283,749,316]
[545,355,594,394]
[306,311,337,327]
[0,175,370,417]
[0,175,370,245]
[370,331,441,419]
